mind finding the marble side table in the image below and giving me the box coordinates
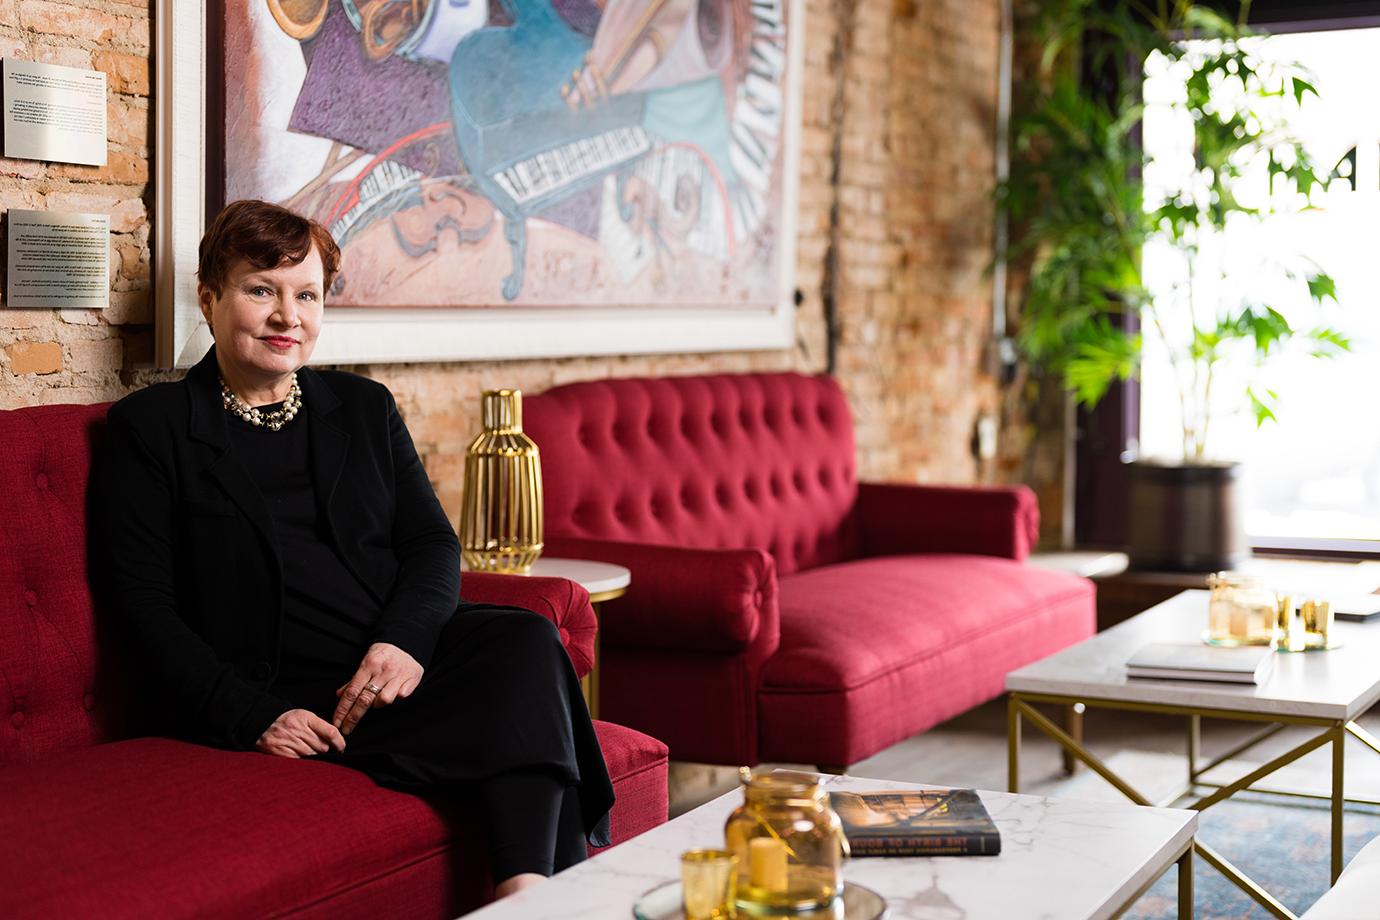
[1007,588,1380,919]
[463,773,1197,919]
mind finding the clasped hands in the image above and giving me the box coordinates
[255,642,423,759]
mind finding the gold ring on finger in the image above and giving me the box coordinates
[365,682,383,694]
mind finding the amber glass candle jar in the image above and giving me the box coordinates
[1205,572,1277,646]
[723,769,847,911]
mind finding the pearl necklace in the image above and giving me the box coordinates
[220,374,303,431]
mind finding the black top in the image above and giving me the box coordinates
[94,348,462,751]
[226,405,382,676]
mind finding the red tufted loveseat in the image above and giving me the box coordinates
[524,373,1096,768]
[0,402,668,919]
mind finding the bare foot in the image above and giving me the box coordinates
[494,873,546,900]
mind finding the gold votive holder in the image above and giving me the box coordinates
[681,849,738,920]
[1302,599,1333,646]
[1277,597,1341,652]
[1276,595,1295,650]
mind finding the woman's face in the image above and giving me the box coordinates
[198,246,325,388]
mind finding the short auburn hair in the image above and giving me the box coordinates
[197,199,341,296]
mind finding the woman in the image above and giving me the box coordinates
[94,199,612,899]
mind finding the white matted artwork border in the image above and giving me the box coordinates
[153,0,803,369]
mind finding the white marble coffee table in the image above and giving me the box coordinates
[462,773,1197,919]
[1006,589,1380,918]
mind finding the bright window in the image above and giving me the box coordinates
[1140,27,1380,549]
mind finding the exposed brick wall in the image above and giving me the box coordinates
[0,0,152,408]
[0,0,1013,527]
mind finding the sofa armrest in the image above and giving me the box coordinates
[544,536,780,654]
[857,482,1040,561]
[460,572,597,677]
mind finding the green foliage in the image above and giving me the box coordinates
[1003,0,1349,462]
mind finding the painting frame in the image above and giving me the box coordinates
[154,0,804,369]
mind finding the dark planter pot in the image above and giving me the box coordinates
[1125,460,1247,572]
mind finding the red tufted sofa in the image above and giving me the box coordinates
[0,403,668,919]
[524,373,1096,768]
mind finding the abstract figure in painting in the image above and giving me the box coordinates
[233,0,792,308]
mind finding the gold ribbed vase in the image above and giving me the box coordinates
[459,390,544,574]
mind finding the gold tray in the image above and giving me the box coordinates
[1201,631,1343,652]
[632,882,887,920]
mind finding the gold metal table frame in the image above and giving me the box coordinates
[1008,691,1380,920]
[582,583,628,719]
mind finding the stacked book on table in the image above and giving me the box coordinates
[830,788,1001,856]
[1125,643,1274,685]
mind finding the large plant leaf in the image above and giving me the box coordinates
[1247,386,1279,426]
[1307,272,1338,303]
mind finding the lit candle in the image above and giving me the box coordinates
[749,837,787,892]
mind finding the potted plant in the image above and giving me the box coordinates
[1003,0,1345,570]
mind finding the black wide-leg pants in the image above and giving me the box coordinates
[270,603,615,877]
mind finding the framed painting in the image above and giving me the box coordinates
[154,0,802,368]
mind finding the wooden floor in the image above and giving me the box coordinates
[669,698,1380,817]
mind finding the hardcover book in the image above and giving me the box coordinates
[830,789,1001,857]
[1125,642,1274,684]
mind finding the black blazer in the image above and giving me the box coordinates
[94,348,461,751]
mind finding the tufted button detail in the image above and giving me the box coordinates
[23,589,37,607]
[252,661,272,681]
[83,693,96,712]
[714,483,731,508]
[10,712,24,729]
[35,473,49,490]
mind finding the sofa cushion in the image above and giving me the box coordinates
[759,555,1095,765]
[525,374,860,576]
[0,737,480,920]
[3,727,668,919]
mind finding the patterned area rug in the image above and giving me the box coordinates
[1050,750,1380,919]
